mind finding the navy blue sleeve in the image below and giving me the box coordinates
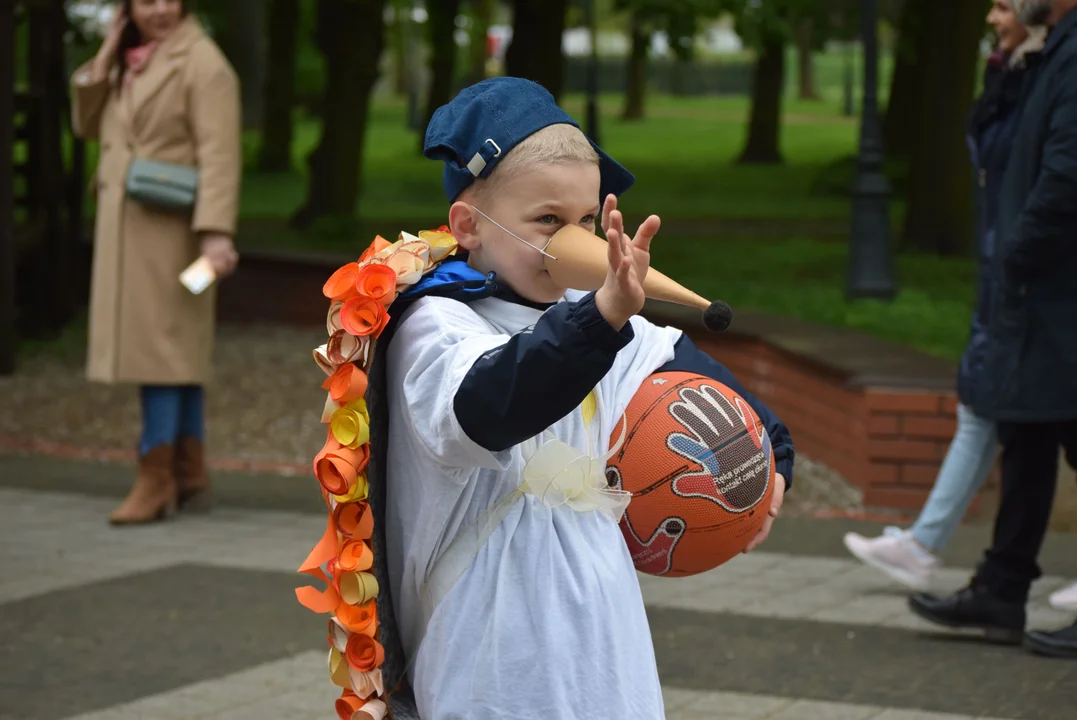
[658,335,795,490]
[453,292,632,453]
[1006,70,1077,278]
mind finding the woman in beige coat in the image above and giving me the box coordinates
[71,0,241,525]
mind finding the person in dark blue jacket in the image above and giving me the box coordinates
[909,0,1077,659]
[844,1,1043,591]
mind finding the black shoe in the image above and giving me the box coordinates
[1024,621,1077,658]
[908,585,1026,644]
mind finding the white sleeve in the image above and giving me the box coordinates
[386,297,515,472]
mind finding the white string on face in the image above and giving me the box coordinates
[471,207,559,260]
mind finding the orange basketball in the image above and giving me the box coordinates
[607,371,776,577]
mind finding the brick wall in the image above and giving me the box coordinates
[689,332,994,516]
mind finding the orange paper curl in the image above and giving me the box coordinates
[345,633,385,673]
[338,539,374,572]
[355,264,398,307]
[340,297,390,337]
[323,363,369,404]
[336,600,378,636]
[336,689,365,720]
[324,263,361,302]
[335,501,374,539]
[314,433,369,496]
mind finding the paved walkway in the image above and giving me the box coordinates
[2,456,1075,720]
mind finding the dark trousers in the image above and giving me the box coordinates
[977,420,1077,602]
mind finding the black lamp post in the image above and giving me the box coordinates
[847,0,895,300]
[584,0,600,145]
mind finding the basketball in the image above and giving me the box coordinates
[606,371,776,577]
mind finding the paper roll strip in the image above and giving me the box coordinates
[300,227,460,718]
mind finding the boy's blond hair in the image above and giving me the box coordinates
[462,123,599,203]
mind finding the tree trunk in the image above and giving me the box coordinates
[257,0,299,172]
[504,0,568,100]
[467,0,493,85]
[901,0,983,255]
[391,0,408,95]
[0,0,15,373]
[884,0,929,158]
[738,34,786,165]
[420,0,461,146]
[291,0,387,229]
[795,19,818,101]
[622,12,648,121]
[221,0,266,129]
[22,2,73,339]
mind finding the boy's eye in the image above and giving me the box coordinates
[580,214,596,225]
[537,215,559,225]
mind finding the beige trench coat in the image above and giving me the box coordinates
[71,17,240,385]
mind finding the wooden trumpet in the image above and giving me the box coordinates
[544,225,733,332]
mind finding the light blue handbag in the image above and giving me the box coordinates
[125,158,199,211]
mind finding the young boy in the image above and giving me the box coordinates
[367,77,795,719]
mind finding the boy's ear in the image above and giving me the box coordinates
[449,201,481,251]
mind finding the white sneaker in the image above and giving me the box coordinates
[842,527,940,591]
[1048,581,1077,612]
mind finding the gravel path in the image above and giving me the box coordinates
[0,322,865,518]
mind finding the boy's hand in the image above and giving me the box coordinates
[743,473,785,553]
[595,194,660,330]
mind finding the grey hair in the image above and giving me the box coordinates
[1012,0,1052,26]
[1008,0,1049,68]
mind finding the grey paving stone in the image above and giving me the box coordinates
[768,699,884,720]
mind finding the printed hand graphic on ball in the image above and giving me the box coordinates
[666,384,770,513]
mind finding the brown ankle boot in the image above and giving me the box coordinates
[175,436,211,512]
[109,444,178,525]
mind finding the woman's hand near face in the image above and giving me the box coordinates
[91,6,128,82]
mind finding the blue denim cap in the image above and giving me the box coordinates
[423,77,636,203]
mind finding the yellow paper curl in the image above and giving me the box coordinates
[333,474,369,504]
[339,571,380,606]
[331,400,370,449]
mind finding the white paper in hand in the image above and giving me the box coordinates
[180,256,217,295]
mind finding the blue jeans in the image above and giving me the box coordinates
[909,404,998,553]
[140,385,205,456]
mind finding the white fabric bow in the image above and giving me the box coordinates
[520,415,630,522]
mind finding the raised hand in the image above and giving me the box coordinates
[91,5,128,81]
[601,193,660,288]
[594,194,660,330]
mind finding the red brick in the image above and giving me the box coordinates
[899,463,943,488]
[866,461,900,485]
[867,414,901,437]
[864,390,943,414]
[939,394,959,416]
[868,438,945,462]
[901,415,957,440]
[863,486,933,512]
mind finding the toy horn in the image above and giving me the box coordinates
[544,225,733,332]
